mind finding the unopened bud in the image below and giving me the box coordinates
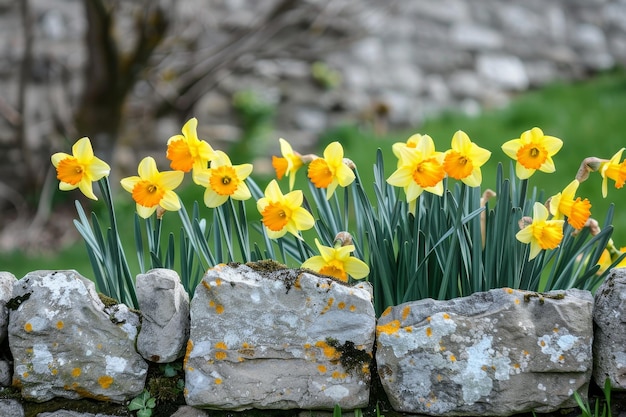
[576,157,605,183]
[156,206,167,220]
[343,158,356,170]
[518,216,533,230]
[333,231,354,248]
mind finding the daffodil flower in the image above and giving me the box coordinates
[257,180,315,239]
[166,118,216,180]
[548,179,591,230]
[501,127,563,179]
[307,141,355,199]
[272,138,304,191]
[443,130,491,187]
[600,147,626,197]
[194,150,253,208]
[516,202,565,260]
[302,238,370,282]
[391,133,427,163]
[121,157,185,218]
[387,135,445,205]
[51,137,111,200]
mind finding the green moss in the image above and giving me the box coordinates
[6,293,31,310]
[325,337,372,379]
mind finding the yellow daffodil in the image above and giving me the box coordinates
[548,180,591,230]
[516,202,565,260]
[392,133,427,163]
[443,130,491,187]
[302,238,370,282]
[257,180,315,239]
[120,157,185,218]
[51,137,111,200]
[194,150,253,208]
[272,138,304,191]
[501,127,563,179]
[166,118,216,180]
[307,141,355,199]
[597,246,626,275]
[600,147,626,197]
[387,135,445,205]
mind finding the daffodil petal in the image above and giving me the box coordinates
[344,258,370,279]
[542,135,563,155]
[264,180,284,201]
[159,170,185,190]
[532,202,550,220]
[182,118,198,141]
[301,256,326,272]
[235,164,254,179]
[204,189,228,208]
[59,181,78,191]
[137,204,157,219]
[515,163,535,180]
[138,157,159,179]
[120,176,140,193]
[462,169,482,188]
[89,158,111,180]
[51,152,70,167]
[284,189,304,208]
[501,139,521,160]
[336,164,355,187]
[515,227,533,244]
[291,208,315,231]
[72,137,94,161]
[386,167,412,188]
[231,183,251,201]
[539,157,556,173]
[324,142,344,164]
[528,242,543,260]
[78,180,97,200]
[159,190,182,211]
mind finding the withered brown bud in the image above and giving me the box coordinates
[576,157,606,183]
[333,231,354,247]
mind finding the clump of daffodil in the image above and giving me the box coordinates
[257,180,315,239]
[501,127,563,179]
[600,147,626,198]
[302,235,369,282]
[194,150,253,208]
[272,138,304,191]
[166,117,216,181]
[307,141,356,199]
[442,130,491,187]
[121,157,185,218]
[387,134,445,208]
[548,179,591,230]
[516,202,565,260]
[51,137,111,200]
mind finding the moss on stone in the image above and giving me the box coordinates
[325,337,373,379]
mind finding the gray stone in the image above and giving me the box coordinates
[0,399,24,417]
[0,271,16,344]
[184,262,376,411]
[0,359,11,386]
[38,412,118,417]
[476,54,529,90]
[450,23,503,50]
[376,288,593,415]
[136,268,190,363]
[170,405,209,417]
[8,270,148,403]
[593,267,626,389]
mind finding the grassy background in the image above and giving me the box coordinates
[2,69,625,279]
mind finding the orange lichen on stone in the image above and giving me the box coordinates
[215,351,227,360]
[304,343,311,349]
[98,375,113,389]
[97,343,103,350]
[381,306,392,317]
[449,354,457,362]
[515,298,520,304]
[315,341,340,361]
[442,313,450,320]
[24,322,32,332]
[184,340,194,369]
[215,378,222,385]
[349,305,356,312]
[522,350,529,356]
[215,305,225,314]
[401,306,411,322]
[558,355,565,362]
[436,374,443,382]
[553,327,559,333]
[202,281,212,292]
[321,298,334,314]
[404,326,413,333]
[294,276,302,289]
[215,341,228,350]
[425,327,433,337]
[72,368,81,378]
[215,278,222,286]
[317,365,327,374]
[513,363,521,369]
[209,300,216,307]
[540,340,546,347]
[426,316,432,322]
[505,288,514,294]
[337,301,346,310]
[376,320,401,336]
[22,372,29,378]
[361,364,370,374]
[56,321,64,330]
[332,371,347,379]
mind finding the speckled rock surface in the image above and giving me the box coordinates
[136,268,190,363]
[8,270,148,403]
[593,267,626,389]
[0,271,17,345]
[376,287,593,415]
[184,262,376,411]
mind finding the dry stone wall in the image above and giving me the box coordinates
[0,266,626,416]
[1,0,626,185]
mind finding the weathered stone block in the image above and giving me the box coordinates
[376,288,593,415]
[184,262,376,411]
[593,267,626,389]
[8,270,148,403]
[136,268,190,363]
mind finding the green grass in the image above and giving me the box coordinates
[2,68,626,280]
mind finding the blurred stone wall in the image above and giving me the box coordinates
[1,0,625,193]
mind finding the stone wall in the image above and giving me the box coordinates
[1,266,626,417]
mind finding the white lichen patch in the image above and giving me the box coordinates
[32,343,53,374]
[537,328,580,363]
[37,272,88,308]
[105,355,127,374]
